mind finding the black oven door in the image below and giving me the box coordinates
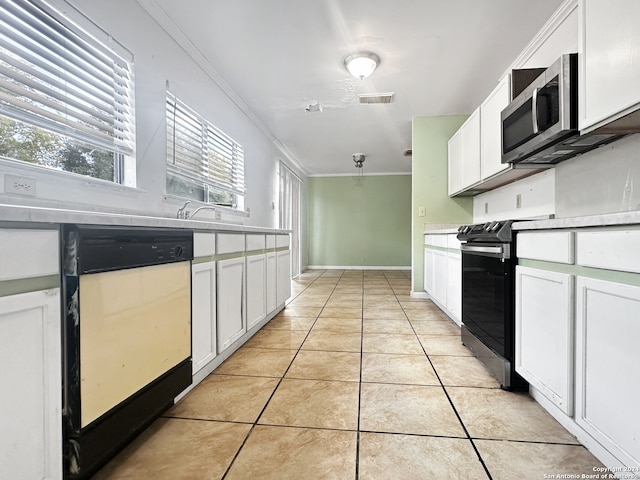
[461,243,514,360]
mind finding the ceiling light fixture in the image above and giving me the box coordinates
[344,52,380,79]
[353,153,366,168]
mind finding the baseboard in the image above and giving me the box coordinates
[306,265,411,271]
[410,291,429,299]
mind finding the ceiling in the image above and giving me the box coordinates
[139,0,565,176]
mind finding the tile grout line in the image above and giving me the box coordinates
[394,288,495,480]
[220,269,343,480]
[355,269,364,480]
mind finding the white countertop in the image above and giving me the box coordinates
[513,210,640,231]
[423,223,461,234]
[0,204,290,234]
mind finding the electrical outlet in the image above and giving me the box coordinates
[516,194,522,209]
[5,174,36,196]
[418,206,426,217]
[484,202,488,214]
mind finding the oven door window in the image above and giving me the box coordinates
[462,251,512,358]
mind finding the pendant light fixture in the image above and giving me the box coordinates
[344,52,380,79]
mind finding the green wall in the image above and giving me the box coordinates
[306,175,411,268]
[411,116,473,293]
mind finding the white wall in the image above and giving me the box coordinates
[473,170,556,222]
[555,134,640,217]
[0,0,295,228]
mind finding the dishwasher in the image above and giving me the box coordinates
[61,225,193,479]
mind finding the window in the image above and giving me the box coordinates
[166,92,245,208]
[0,0,134,184]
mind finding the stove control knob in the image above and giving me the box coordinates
[458,225,465,233]
[491,222,502,231]
[484,222,492,231]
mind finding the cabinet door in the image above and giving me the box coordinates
[266,252,277,314]
[448,130,463,195]
[246,254,267,330]
[481,75,511,179]
[0,289,61,480]
[276,250,291,307]
[217,257,246,352]
[575,277,640,468]
[446,251,462,325]
[423,248,435,295]
[460,108,481,189]
[191,261,216,373]
[579,0,640,130]
[515,266,574,415]
[431,249,448,306]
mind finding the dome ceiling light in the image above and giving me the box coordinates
[344,52,380,80]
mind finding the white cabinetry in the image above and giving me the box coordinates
[192,232,217,375]
[516,226,640,472]
[0,227,61,480]
[276,235,291,306]
[480,75,511,179]
[216,233,246,353]
[266,251,277,314]
[217,257,246,352]
[579,0,640,132]
[0,290,61,480]
[246,235,267,330]
[448,108,481,195]
[191,261,216,373]
[575,277,640,469]
[423,233,462,325]
[516,266,574,414]
[446,249,462,322]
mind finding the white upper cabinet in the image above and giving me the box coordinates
[460,108,482,189]
[447,129,463,196]
[579,0,640,132]
[480,75,511,180]
[448,108,481,196]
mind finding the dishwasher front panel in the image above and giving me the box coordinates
[61,224,193,479]
[79,261,190,427]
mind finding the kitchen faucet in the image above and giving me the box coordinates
[176,200,217,220]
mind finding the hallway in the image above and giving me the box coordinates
[94,269,601,479]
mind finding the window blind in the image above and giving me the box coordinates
[0,0,134,156]
[166,92,245,197]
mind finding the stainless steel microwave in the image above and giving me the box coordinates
[501,53,623,167]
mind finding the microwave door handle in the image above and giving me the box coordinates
[532,87,539,134]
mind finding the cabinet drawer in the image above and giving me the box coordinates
[276,234,290,248]
[265,234,276,249]
[216,233,245,254]
[0,229,59,280]
[517,231,574,264]
[431,235,447,248]
[447,234,461,250]
[245,234,266,251]
[194,232,216,257]
[576,230,640,273]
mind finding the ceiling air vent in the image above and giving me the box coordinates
[358,92,394,104]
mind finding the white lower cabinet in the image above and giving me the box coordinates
[423,248,435,294]
[423,234,461,324]
[0,289,62,480]
[191,261,217,373]
[575,276,640,469]
[515,266,574,415]
[217,257,246,352]
[246,253,267,330]
[276,249,291,307]
[266,252,277,314]
[446,251,461,324]
[431,249,448,307]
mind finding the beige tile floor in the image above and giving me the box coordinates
[93,269,604,480]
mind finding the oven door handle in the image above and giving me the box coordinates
[461,243,510,259]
